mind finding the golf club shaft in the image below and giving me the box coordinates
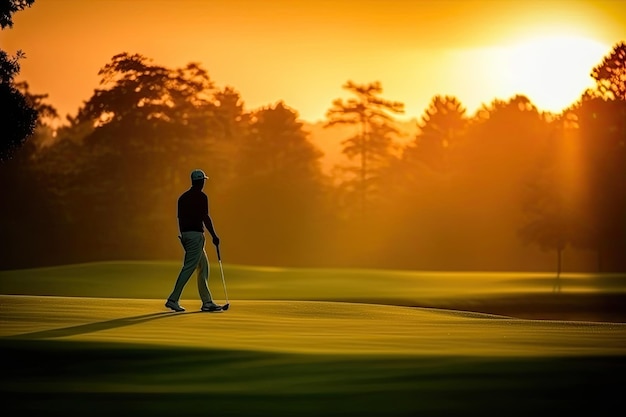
[218,259,229,303]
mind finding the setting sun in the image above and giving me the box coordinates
[445,34,611,116]
[498,35,610,112]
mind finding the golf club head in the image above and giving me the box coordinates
[222,303,230,311]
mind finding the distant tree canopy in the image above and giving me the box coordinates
[0,0,38,162]
[38,53,248,259]
[226,101,327,264]
[1,41,625,273]
[405,95,467,174]
[75,53,216,131]
[16,81,58,124]
[70,52,232,188]
[6,52,329,266]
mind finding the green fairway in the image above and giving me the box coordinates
[1,262,625,416]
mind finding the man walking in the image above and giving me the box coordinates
[165,169,222,312]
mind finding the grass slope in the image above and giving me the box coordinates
[3,296,626,356]
[2,295,626,416]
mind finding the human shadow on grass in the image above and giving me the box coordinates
[8,310,209,340]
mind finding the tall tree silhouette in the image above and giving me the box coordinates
[75,52,219,177]
[49,53,223,260]
[208,86,250,194]
[373,95,468,269]
[0,0,37,162]
[227,101,326,265]
[325,81,404,214]
[462,95,546,181]
[405,95,467,174]
[459,95,552,270]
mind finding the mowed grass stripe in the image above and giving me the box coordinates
[2,295,625,356]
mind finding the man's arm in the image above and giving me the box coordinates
[202,194,220,245]
[203,214,219,241]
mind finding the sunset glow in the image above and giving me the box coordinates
[0,0,623,124]
[2,5,626,416]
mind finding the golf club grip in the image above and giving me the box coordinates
[216,244,221,261]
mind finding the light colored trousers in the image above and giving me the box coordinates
[168,231,212,304]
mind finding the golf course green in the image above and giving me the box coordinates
[1,261,625,416]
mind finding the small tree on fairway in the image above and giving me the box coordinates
[518,115,580,288]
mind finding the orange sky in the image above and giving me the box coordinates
[1,0,624,123]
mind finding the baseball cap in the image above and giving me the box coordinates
[191,169,209,181]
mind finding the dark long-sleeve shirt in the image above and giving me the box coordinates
[177,186,216,236]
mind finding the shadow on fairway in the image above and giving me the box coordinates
[8,310,206,340]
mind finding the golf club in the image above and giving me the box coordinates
[216,244,230,311]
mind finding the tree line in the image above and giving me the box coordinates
[1,3,624,272]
